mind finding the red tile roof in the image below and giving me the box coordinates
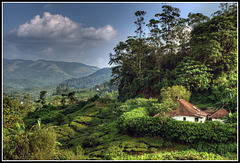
[209,108,229,119]
[167,99,209,118]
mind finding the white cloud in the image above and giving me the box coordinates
[4,12,117,63]
[16,12,116,41]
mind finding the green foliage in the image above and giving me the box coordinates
[222,111,237,124]
[193,141,237,157]
[29,124,57,159]
[139,136,164,148]
[109,4,237,103]
[3,120,58,160]
[3,92,33,129]
[39,90,47,105]
[112,149,226,160]
[117,107,149,136]
[191,8,237,76]
[174,57,213,91]
[160,119,237,144]
[159,85,191,103]
[116,98,178,136]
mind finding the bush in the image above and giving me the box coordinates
[117,107,149,136]
[160,119,237,144]
[82,134,100,148]
[3,121,58,160]
[159,85,191,103]
[26,108,50,119]
[87,94,99,103]
[104,145,125,160]
[194,141,237,155]
[29,125,57,159]
[3,130,31,160]
[112,149,226,160]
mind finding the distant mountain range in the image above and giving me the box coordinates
[63,68,112,89]
[3,58,102,89]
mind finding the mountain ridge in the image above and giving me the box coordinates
[63,67,112,89]
[3,58,100,89]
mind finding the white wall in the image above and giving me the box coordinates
[211,118,225,123]
[173,116,207,123]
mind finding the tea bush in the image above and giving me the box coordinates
[112,149,226,160]
[194,141,237,155]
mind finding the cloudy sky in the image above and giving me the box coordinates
[3,2,222,68]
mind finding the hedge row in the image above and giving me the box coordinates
[117,115,237,144]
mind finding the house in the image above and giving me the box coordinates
[209,108,229,122]
[165,96,209,123]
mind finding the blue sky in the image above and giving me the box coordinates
[3,2,222,68]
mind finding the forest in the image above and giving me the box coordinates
[2,3,237,160]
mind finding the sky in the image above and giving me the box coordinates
[2,2,223,68]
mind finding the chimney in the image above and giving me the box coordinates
[175,96,179,102]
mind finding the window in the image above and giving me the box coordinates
[183,117,186,121]
[195,117,199,122]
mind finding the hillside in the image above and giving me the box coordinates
[3,58,99,89]
[18,96,236,160]
[63,68,112,89]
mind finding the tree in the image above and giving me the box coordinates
[3,93,23,129]
[155,5,181,56]
[190,7,237,77]
[68,91,77,105]
[66,82,70,92]
[187,12,209,28]
[40,91,47,105]
[211,2,237,17]
[22,93,34,114]
[61,93,68,106]
[174,57,213,92]
[134,10,146,39]
[159,85,191,103]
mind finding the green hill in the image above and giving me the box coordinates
[63,68,112,89]
[20,96,236,160]
[3,58,99,89]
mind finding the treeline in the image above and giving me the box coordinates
[109,3,237,112]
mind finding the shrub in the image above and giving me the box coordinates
[112,149,226,160]
[3,121,58,160]
[82,134,100,148]
[194,141,237,155]
[29,125,57,159]
[104,145,125,160]
[3,130,31,160]
[159,85,191,103]
[117,107,149,136]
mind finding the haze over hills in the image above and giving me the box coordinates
[3,58,100,89]
[63,67,112,89]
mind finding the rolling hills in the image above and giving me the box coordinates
[3,58,113,100]
[3,58,99,89]
[63,68,112,89]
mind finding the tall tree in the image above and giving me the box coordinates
[133,10,147,78]
[190,6,237,77]
[174,57,213,92]
[68,91,76,105]
[40,91,47,105]
[187,12,209,29]
[155,5,181,56]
